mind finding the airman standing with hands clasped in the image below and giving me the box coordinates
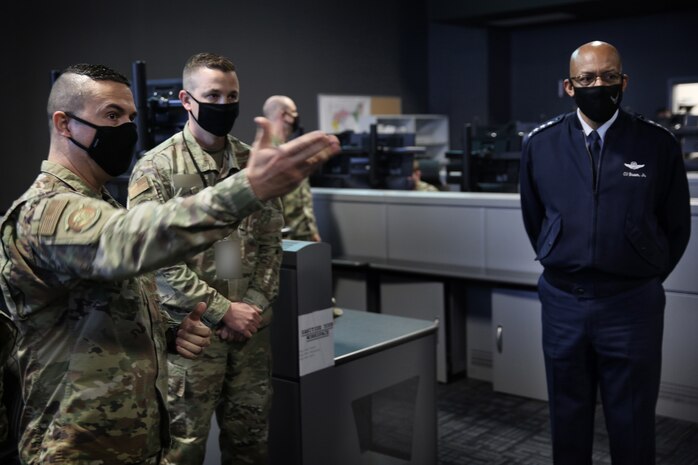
[129,53,283,465]
[520,41,690,465]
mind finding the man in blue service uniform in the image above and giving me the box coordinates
[520,41,691,465]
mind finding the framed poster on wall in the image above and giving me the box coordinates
[317,94,401,134]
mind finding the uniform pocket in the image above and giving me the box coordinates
[167,359,187,399]
[624,215,663,270]
[536,213,561,260]
[172,174,205,197]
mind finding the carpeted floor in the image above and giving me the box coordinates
[437,375,698,465]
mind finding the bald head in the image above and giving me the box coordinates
[263,95,299,142]
[263,95,296,119]
[569,41,622,78]
[564,41,628,126]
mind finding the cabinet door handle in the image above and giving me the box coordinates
[496,325,503,353]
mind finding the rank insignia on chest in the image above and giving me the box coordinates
[66,205,101,233]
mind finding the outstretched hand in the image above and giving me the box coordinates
[176,302,212,359]
[246,117,340,201]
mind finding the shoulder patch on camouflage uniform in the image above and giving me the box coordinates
[65,204,101,233]
[527,114,565,139]
[38,198,69,236]
[128,177,151,201]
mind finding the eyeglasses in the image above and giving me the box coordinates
[569,71,623,87]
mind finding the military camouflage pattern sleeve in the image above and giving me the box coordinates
[300,179,320,237]
[242,197,283,312]
[282,178,319,240]
[0,315,15,443]
[0,366,5,444]
[232,140,283,316]
[22,169,262,286]
[416,180,439,192]
[128,156,233,326]
[0,314,15,377]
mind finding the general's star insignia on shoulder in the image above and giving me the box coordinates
[635,113,675,136]
[65,204,101,233]
[527,115,564,139]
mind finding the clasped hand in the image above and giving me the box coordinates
[218,301,262,341]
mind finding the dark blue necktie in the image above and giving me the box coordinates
[587,130,601,180]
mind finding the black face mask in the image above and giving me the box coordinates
[573,84,623,123]
[66,112,138,177]
[187,91,239,137]
[286,114,303,140]
[290,115,300,133]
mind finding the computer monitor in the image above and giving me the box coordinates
[142,78,187,151]
[310,125,421,190]
[445,121,537,193]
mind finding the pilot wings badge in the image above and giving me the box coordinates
[623,161,645,170]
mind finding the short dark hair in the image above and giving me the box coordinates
[59,63,130,86]
[47,63,131,129]
[183,52,236,89]
[184,52,236,73]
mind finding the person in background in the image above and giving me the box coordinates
[519,41,691,465]
[0,62,339,465]
[411,158,439,192]
[263,95,322,242]
[129,52,282,465]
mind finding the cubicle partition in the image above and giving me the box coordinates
[313,187,698,423]
[203,241,439,465]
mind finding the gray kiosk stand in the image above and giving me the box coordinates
[205,241,438,465]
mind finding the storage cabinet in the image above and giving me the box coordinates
[491,288,548,401]
[657,292,698,423]
[491,288,698,422]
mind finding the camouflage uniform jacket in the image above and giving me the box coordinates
[415,179,439,192]
[281,178,319,241]
[0,311,16,444]
[128,124,283,327]
[0,160,263,464]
